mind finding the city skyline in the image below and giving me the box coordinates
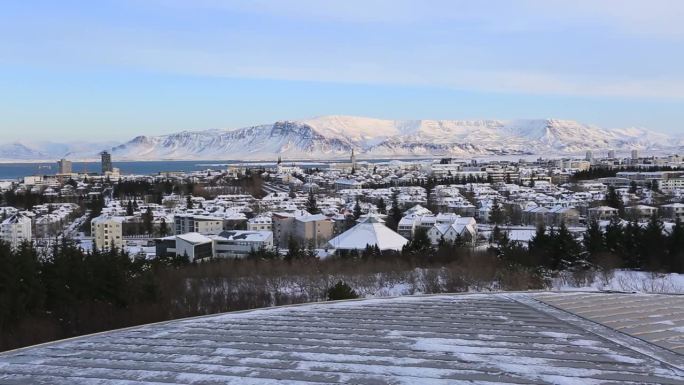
[1,0,683,142]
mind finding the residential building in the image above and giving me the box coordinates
[174,214,223,235]
[91,215,124,251]
[272,211,334,248]
[660,203,684,221]
[247,215,272,231]
[426,216,477,245]
[625,205,658,220]
[0,213,32,248]
[292,214,335,248]
[546,206,580,226]
[587,206,620,221]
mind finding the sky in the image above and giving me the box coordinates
[0,0,683,142]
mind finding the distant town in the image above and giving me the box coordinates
[1,149,682,262]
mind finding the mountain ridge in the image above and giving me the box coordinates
[0,116,680,162]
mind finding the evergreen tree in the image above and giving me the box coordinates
[284,236,302,261]
[159,218,168,237]
[376,198,387,214]
[143,207,154,235]
[604,216,623,256]
[549,222,581,269]
[622,221,643,268]
[387,190,402,231]
[306,191,320,214]
[640,214,666,270]
[408,227,431,252]
[489,198,505,225]
[528,224,550,267]
[326,281,358,301]
[628,181,638,194]
[186,195,193,209]
[583,219,605,261]
[667,219,684,273]
[126,200,134,216]
[353,198,362,220]
[605,186,623,212]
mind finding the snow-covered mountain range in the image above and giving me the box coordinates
[1,116,680,161]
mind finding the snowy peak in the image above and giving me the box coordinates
[106,115,678,160]
[0,116,678,162]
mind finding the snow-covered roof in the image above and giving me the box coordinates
[217,230,272,242]
[327,216,408,251]
[176,232,213,244]
[1,293,682,384]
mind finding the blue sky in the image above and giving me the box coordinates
[0,0,683,141]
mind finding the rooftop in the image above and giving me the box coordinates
[0,293,682,384]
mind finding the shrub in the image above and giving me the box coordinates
[326,281,359,301]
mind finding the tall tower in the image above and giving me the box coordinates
[101,151,113,174]
[57,158,72,174]
[350,148,356,171]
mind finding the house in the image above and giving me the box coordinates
[426,217,477,245]
[91,215,124,251]
[522,206,549,226]
[327,216,408,251]
[546,206,580,226]
[660,203,684,221]
[0,213,32,249]
[587,206,620,221]
[625,205,658,221]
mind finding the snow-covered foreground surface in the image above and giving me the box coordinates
[535,292,684,356]
[1,293,682,384]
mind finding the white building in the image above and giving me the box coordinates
[156,230,274,261]
[214,230,274,258]
[426,217,477,245]
[661,203,684,221]
[247,215,272,231]
[587,206,620,221]
[0,213,32,249]
[175,233,214,261]
[91,215,124,251]
[327,216,408,252]
[174,214,223,235]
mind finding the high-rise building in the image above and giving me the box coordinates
[57,158,72,174]
[101,151,113,174]
[631,149,639,160]
[91,215,124,251]
[607,150,615,159]
[585,150,593,162]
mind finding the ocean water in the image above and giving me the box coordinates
[0,157,444,180]
[0,160,272,180]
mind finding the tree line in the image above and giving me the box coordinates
[1,235,543,352]
[494,217,684,274]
